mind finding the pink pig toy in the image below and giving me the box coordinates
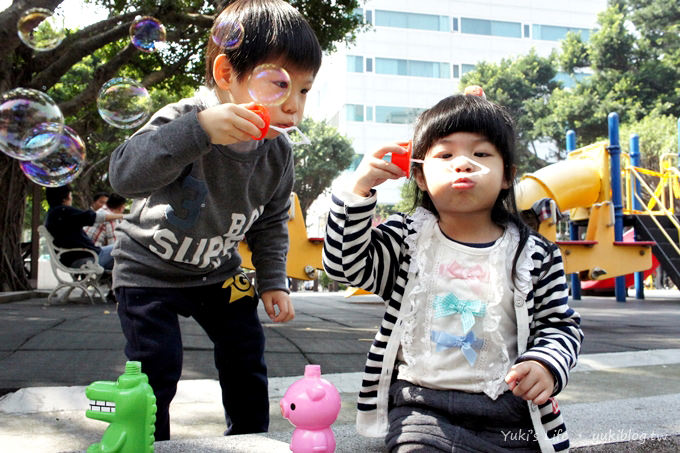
[280,364,341,453]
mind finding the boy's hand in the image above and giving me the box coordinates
[505,360,555,405]
[261,290,295,323]
[352,143,408,197]
[197,102,265,145]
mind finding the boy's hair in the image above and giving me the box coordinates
[205,0,322,86]
[92,191,108,202]
[46,185,72,208]
[410,94,534,285]
[106,193,127,210]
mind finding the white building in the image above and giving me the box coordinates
[305,0,607,217]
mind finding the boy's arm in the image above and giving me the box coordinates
[243,151,295,295]
[516,241,584,396]
[322,189,406,300]
[109,104,211,198]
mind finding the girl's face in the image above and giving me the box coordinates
[415,131,509,217]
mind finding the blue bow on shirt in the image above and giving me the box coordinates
[430,330,484,366]
[433,293,487,333]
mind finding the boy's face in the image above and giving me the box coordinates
[215,56,315,140]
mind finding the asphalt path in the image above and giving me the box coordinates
[1,290,679,396]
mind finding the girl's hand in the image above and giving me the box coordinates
[260,290,295,323]
[197,102,265,145]
[352,143,408,197]
[505,360,555,405]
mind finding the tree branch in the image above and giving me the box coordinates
[58,43,137,116]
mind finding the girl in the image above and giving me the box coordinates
[323,94,582,453]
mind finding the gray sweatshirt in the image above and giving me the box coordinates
[108,87,293,293]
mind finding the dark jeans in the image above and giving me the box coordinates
[115,281,268,441]
[386,380,540,453]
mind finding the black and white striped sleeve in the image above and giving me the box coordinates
[322,190,406,300]
[518,242,584,395]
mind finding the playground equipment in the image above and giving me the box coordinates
[239,192,323,280]
[85,361,157,453]
[515,113,680,301]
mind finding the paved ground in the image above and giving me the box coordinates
[0,289,679,452]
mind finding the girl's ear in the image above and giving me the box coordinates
[414,167,428,191]
[213,54,234,90]
[502,164,517,190]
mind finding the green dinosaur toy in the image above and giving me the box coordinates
[86,361,157,453]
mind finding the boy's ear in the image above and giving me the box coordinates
[213,54,234,90]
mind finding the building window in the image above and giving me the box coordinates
[532,24,590,41]
[452,64,460,79]
[524,24,530,38]
[346,104,364,121]
[461,18,521,38]
[376,57,450,78]
[347,55,364,73]
[553,71,591,88]
[365,10,373,25]
[366,106,373,122]
[452,17,459,32]
[366,57,373,72]
[461,64,476,75]
[375,10,448,31]
[375,106,425,124]
[349,153,363,171]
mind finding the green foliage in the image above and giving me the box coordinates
[294,117,355,214]
[619,109,678,170]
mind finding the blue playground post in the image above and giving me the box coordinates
[566,130,581,300]
[608,113,627,302]
[630,134,644,299]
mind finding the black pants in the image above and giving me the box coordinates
[115,281,268,441]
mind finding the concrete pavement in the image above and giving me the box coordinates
[1,290,679,452]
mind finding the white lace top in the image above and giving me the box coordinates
[397,218,519,399]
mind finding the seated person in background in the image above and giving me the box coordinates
[45,185,123,270]
[90,191,109,211]
[84,193,127,247]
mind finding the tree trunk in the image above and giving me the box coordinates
[0,154,30,291]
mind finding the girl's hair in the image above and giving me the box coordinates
[410,94,534,286]
[205,0,322,86]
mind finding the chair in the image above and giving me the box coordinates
[38,225,108,304]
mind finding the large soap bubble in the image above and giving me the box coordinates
[129,16,167,53]
[97,78,152,129]
[0,88,64,160]
[211,18,244,50]
[20,124,86,187]
[247,64,291,106]
[17,8,66,52]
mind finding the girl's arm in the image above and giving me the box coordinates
[322,189,408,301]
[517,240,584,396]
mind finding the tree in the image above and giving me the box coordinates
[0,0,365,291]
[293,117,354,215]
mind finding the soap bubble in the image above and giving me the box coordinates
[129,16,166,53]
[20,124,85,187]
[0,88,64,160]
[247,64,291,106]
[212,18,244,50]
[97,78,152,129]
[17,8,66,52]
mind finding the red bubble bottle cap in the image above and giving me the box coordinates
[392,141,413,178]
[464,85,486,98]
[246,104,270,140]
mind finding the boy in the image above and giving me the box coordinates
[108,0,321,441]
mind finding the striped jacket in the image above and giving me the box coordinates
[323,191,583,453]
